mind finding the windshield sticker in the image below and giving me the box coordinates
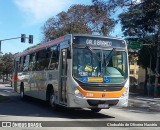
[79,72,88,76]
[88,72,92,76]
[88,77,103,82]
[85,65,92,72]
[82,72,88,76]
[78,65,83,72]
[104,76,110,83]
[82,77,88,82]
[98,72,101,77]
[92,72,96,76]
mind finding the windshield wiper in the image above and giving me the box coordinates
[85,46,101,62]
[105,48,116,66]
[101,48,115,76]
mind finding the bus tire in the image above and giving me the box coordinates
[49,90,58,111]
[20,84,25,100]
[91,108,101,113]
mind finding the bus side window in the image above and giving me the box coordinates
[23,55,30,72]
[18,57,21,72]
[48,46,59,70]
[17,56,23,72]
[36,49,49,71]
[29,53,36,71]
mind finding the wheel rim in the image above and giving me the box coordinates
[50,94,55,107]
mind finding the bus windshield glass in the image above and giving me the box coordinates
[72,47,128,83]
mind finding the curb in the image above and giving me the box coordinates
[128,99,160,111]
[149,103,160,111]
[129,99,149,107]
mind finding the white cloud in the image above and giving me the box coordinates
[14,0,67,24]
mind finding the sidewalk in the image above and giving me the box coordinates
[129,93,160,111]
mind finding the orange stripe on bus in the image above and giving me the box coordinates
[12,74,19,81]
[77,86,126,98]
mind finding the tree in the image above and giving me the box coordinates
[118,0,160,95]
[42,3,115,41]
[0,53,14,81]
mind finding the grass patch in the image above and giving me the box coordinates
[0,95,10,102]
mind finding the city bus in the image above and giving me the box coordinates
[13,34,129,112]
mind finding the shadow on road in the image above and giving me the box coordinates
[0,87,114,119]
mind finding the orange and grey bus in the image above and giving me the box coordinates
[13,34,129,112]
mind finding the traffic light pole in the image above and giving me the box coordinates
[0,37,21,54]
[0,34,33,54]
[0,37,21,42]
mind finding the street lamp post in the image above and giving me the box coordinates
[154,33,160,97]
[148,49,152,96]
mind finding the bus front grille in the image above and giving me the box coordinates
[87,99,119,106]
[81,85,123,91]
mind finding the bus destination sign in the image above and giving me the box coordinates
[86,39,112,47]
[73,36,126,48]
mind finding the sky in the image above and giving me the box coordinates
[0,0,122,54]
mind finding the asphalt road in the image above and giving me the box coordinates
[0,84,160,130]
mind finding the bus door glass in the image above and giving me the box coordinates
[59,41,69,105]
[60,48,67,104]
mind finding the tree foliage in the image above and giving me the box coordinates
[0,53,14,77]
[101,0,160,94]
[42,3,115,41]
[119,0,160,69]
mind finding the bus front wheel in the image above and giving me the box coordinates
[49,91,58,111]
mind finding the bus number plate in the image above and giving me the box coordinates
[98,104,109,108]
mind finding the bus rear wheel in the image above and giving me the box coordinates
[91,108,101,113]
[49,91,58,111]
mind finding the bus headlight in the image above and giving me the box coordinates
[75,89,84,98]
[75,89,80,95]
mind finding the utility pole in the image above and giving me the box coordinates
[154,9,160,97]
[154,36,160,97]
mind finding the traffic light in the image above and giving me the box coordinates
[29,35,33,44]
[21,34,26,43]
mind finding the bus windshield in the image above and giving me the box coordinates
[73,47,128,83]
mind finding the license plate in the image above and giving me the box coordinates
[98,104,109,108]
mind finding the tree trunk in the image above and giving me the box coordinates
[144,67,148,95]
[6,74,8,81]
[2,74,4,82]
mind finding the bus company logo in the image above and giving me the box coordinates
[102,93,106,97]
[2,122,11,127]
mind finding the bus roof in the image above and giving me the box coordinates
[15,34,126,57]
[73,34,125,41]
[72,34,126,48]
[15,36,65,57]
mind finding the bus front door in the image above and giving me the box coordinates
[59,48,68,105]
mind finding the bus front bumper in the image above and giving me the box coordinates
[68,93,128,108]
